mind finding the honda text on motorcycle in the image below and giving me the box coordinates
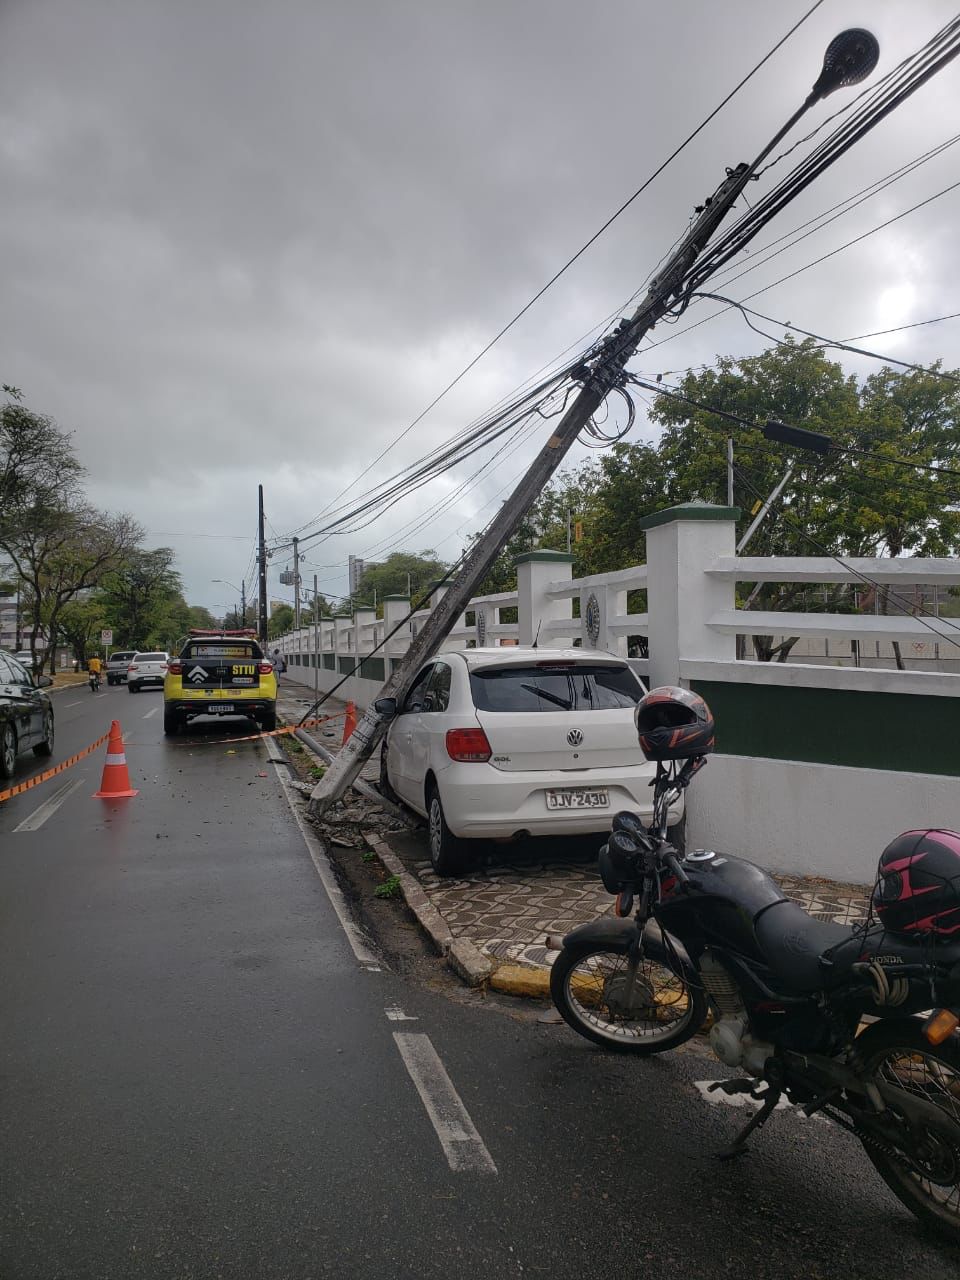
[550,685,960,1239]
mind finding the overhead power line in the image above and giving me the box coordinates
[691,294,960,386]
[281,1,827,543]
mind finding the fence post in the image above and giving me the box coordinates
[516,550,574,646]
[640,503,739,688]
[382,596,411,675]
[353,607,376,670]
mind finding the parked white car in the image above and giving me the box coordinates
[127,652,169,692]
[378,648,683,875]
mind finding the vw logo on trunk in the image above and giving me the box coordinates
[566,729,584,746]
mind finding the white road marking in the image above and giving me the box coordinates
[694,1080,826,1120]
[385,1005,418,1022]
[393,1032,497,1175]
[264,735,381,970]
[142,707,158,719]
[63,701,83,708]
[13,778,85,832]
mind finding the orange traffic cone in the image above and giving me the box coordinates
[94,720,138,798]
[342,700,358,745]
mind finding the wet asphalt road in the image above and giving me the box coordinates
[2,682,959,1278]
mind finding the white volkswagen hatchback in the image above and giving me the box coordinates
[379,647,683,875]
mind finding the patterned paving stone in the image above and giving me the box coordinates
[380,831,871,972]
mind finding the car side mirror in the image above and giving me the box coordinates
[374,696,398,720]
[35,674,53,688]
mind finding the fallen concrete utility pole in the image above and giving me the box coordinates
[310,29,883,818]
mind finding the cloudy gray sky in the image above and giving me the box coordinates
[2,0,959,614]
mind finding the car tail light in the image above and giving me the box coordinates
[445,728,492,763]
[128,664,138,672]
[258,662,272,675]
[168,662,182,675]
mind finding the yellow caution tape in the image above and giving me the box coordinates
[0,730,111,805]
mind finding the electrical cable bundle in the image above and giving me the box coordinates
[675,16,960,306]
[275,366,579,551]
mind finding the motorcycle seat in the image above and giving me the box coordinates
[754,901,857,993]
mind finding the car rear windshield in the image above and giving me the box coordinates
[469,663,642,712]
[181,641,262,659]
[111,652,135,661]
[137,653,168,662]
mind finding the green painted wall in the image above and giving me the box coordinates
[691,680,960,778]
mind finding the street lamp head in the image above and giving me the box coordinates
[809,29,879,102]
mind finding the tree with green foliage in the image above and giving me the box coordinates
[5,505,143,671]
[98,547,182,651]
[0,394,84,528]
[268,603,294,638]
[354,550,449,611]
[648,339,960,660]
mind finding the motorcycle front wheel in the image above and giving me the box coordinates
[550,942,706,1055]
[856,1018,960,1240]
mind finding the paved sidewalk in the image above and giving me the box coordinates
[379,829,872,973]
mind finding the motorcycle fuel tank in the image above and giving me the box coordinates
[656,850,788,963]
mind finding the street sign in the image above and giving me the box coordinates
[100,629,113,645]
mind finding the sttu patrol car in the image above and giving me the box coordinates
[163,629,277,736]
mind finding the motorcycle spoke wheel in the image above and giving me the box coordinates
[551,945,704,1055]
[859,1024,960,1237]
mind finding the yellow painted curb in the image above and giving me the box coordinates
[490,964,551,999]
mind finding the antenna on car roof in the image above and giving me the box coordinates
[532,619,542,649]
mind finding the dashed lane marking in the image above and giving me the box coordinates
[142,707,158,719]
[385,1005,418,1022]
[13,777,85,832]
[393,1032,498,1175]
[264,735,381,971]
[63,701,83,709]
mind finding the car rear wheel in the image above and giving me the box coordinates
[163,710,180,737]
[260,710,277,732]
[0,723,17,779]
[33,711,54,758]
[427,785,468,877]
[128,683,138,693]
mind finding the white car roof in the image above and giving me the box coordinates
[450,646,628,668]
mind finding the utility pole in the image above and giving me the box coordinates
[292,537,301,633]
[241,579,247,628]
[313,573,320,700]
[726,439,734,507]
[566,509,572,555]
[257,484,268,644]
[310,29,881,817]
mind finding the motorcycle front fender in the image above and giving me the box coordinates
[560,916,639,953]
[557,917,692,971]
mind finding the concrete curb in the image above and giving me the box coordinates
[362,830,454,955]
[361,825,552,995]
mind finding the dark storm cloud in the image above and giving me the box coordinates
[2,0,959,606]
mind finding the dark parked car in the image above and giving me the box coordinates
[0,652,54,780]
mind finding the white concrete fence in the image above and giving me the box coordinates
[276,504,960,883]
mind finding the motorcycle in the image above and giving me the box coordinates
[88,669,100,693]
[550,755,960,1239]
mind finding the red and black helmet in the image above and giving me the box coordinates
[873,829,960,937]
[634,686,715,762]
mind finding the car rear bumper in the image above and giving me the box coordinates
[164,699,275,718]
[129,676,164,686]
[433,763,684,838]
